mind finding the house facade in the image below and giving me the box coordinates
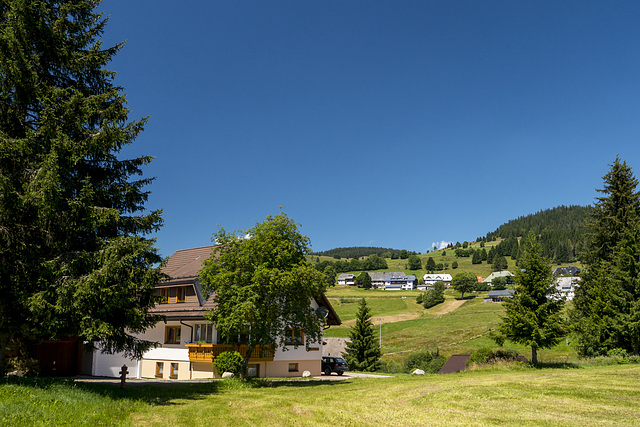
[555,276,580,301]
[384,273,417,290]
[337,274,356,286]
[89,245,340,380]
[420,274,453,290]
[483,270,514,285]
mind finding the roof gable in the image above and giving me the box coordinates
[162,245,216,280]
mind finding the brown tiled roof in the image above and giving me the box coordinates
[162,245,217,280]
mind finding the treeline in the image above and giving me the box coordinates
[313,246,417,260]
[483,205,591,264]
[315,254,388,274]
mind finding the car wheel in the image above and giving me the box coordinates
[324,367,332,376]
[337,371,344,376]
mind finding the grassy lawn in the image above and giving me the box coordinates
[3,364,640,426]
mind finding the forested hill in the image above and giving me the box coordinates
[485,205,592,263]
[312,247,410,259]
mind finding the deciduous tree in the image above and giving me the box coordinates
[0,0,164,375]
[199,212,328,378]
[451,272,476,299]
[408,254,422,270]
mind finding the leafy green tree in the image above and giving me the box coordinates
[492,276,507,291]
[344,299,381,372]
[323,265,337,287]
[472,250,482,264]
[499,233,566,364]
[451,272,476,299]
[199,212,328,378]
[408,254,422,270]
[400,249,409,259]
[423,281,445,308]
[452,260,458,269]
[0,0,164,375]
[572,157,640,356]
[356,272,372,289]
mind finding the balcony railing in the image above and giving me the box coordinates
[185,343,275,363]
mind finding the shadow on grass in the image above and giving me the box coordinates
[1,375,346,406]
[455,295,476,300]
[532,361,582,370]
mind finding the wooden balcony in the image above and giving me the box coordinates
[185,343,275,363]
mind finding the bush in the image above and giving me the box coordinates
[402,348,446,373]
[416,293,424,304]
[469,347,521,365]
[379,359,403,374]
[213,351,243,376]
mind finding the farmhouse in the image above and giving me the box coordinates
[555,276,580,301]
[88,245,340,380]
[384,273,417,290]
[420,274,453,289]
[483,270,514,285]
[368,272,404,289]
[337,273,356,285]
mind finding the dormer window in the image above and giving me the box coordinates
[159,288,169,304]
[176,286,186,303]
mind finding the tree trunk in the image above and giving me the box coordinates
[240,344,255,380]
[531,346,538,364]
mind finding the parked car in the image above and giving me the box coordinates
[322,356,348,376]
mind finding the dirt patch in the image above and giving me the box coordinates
[429,299,467,315]
[340,311,422,328]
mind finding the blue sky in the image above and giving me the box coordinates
[100,1,640,258]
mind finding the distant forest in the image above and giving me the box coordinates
[315,205,592,266]
[312,247,414,259]
[484,205,592,263]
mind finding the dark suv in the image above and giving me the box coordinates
[322,356,348,376]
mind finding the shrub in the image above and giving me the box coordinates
[469,347,521,365]
[213,351,243,376]
[402,348,446,373]
[379,359,403,374]
[416,293,424,304]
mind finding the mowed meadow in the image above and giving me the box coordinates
[2,364,640,426]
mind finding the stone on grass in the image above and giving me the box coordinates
[222,372,235,379]
[411,369,425,375]
[302,370,312,378]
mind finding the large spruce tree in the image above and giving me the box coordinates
[499,233,566,364]
[344,299,381,371]
[572,157,640,356]
[0,0,164,375]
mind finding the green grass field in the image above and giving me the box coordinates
[3,364,640,426]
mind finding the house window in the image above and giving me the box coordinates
[284,328,304,346]
[165,326,181,344]
[247,364,259,378]
[288,363,298,372]
[159,288,169,304]
[155,362,164,378]
[170,363,179,379]
[194,324,214,343]
[176,286,186,303]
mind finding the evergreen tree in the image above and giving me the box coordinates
[344,299,381,371]
[0,0,164,375]
[426,257,436,273]
[572,157,640,356]
[407,254,422,270]
[472,250,482,264]
[492,255,508,271]
[500,233,566,364]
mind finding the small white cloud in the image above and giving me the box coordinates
[244,233,252,239]
[431,241,452,250]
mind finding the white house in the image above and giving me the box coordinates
[89,245,341,380]
[420,274,453,290]
[384,273,417,290]
[337,274,356,286]
[555,276,580,301]
[368,272,403,289]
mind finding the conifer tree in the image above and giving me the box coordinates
[0,0,164,374]
[344,299,381,371]
[572,157,640,356]
[500,233,566,364]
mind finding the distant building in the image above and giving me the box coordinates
[484,289,515,302]
[420,274,453,290]
[553,266,580,276]
[483,271,514,285]
[337,274,356,286]
[555,276,580,301]
[384,273,417,290]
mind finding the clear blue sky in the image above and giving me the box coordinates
[100,0,640,258]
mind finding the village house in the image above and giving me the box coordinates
[88,246,340,380]
[483,270,514,285]
[337,273,356,285]
[420,274,453,290]
[384,273,417,290]
[555,276,580,301]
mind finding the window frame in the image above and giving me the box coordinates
[288,363,299,372]
[155,362,164,378]
[284,328,304,346]
[159,288,169,304]
[165,325,181,344]
[176,286,186,303]
[170,363,179,379]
